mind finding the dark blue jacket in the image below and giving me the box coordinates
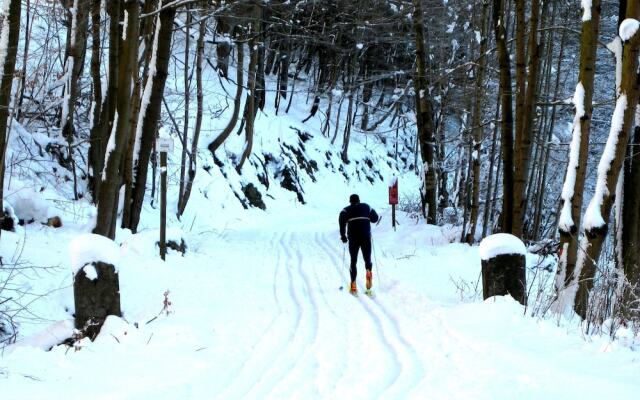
[339,203,379,239]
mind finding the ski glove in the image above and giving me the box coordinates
[341,235,348,243]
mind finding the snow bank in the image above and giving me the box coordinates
[69,234,121,275]
[6,320,74,352]
[5,190,55,223]
[478,233,526,260]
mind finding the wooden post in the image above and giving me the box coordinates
[392,204,396,231]
[157,136,173,260]
[160,150,167,260]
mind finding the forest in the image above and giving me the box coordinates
[0,0,639,398]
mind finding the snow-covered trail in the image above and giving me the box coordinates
[1,208,639,399]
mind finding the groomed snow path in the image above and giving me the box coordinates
[1,208,638,399]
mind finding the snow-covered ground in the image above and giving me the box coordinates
[1,21,638,399]
[1,196,638,399]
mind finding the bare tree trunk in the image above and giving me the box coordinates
[412,0,437,224]
[90,0,121,203]
[0,0,21,240]
[60,0,90,141]
[178,6,191,214]
[467,0,489,244]
[237,37,259,170]
[16,0,32,122]
[177,13,206,217]
[482,97,501,238]
[493,0,514,233]
[554,1,601,315]
[87,0,103,200]
[513,0,541,238]
[128,2,177,233]
[574,6,640,319]
[208,41,243,154]
[94,0,139,238]
[621,124,640,319]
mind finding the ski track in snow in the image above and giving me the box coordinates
[316,230,429,397]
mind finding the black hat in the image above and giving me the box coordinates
[349,194,360,204]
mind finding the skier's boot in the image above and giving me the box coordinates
[366,270,373,290]
[349,281,358,296]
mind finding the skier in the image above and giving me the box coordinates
[339,194,379,295]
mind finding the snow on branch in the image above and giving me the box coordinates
[581,0,592,22]
[619,18,640,42]
[558,83,586,233]
[583,94,627,231]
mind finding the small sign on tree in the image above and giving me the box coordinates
[157,136,174,153]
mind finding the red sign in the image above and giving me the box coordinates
[389,180,398,205]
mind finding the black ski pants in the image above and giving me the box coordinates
[348,236,372,282]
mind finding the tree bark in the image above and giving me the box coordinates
[94,0,139,238]
[0,0,21,240]
[178,6,191,214]
[87,0,103,200]
[467,0,489,244]
[412,0,437,224]
[128,2,177,233]
[574,7,640,319]
[493,0,514,234]
[60,0,90,142]
[513,0,542,238]
[555,0,600,313]
[208,42,244,155]
[178,12,206,216]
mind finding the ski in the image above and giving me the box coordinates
[365,289,375,298]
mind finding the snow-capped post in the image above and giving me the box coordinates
[70,234,122,339]
[479,233,527,305]
[157,136,174,260]
[389,175,398,230]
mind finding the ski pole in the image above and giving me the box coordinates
[372,236,381,291]
[342,242,347,286]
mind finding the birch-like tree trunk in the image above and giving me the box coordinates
[554,0,601,314]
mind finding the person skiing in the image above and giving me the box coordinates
[339,194,379,295]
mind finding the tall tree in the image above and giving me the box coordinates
[127,1,178,233]
[555,0,601,314]
[573,8,640,319]
[94,0,140,238]
[0,0,22,239]
[492,0,514,234]
[412,0,437,224]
